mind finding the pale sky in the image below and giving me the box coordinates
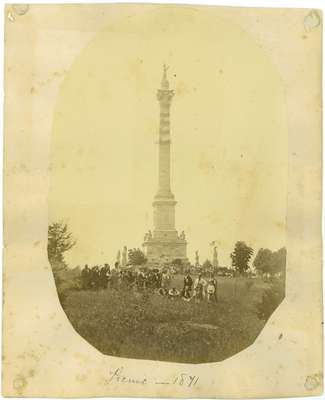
[49,9,287,268]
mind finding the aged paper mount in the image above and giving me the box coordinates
[2,3,323,398]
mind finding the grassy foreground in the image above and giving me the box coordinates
[60,276,271,363]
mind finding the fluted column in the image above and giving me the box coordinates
[156,65,174,199]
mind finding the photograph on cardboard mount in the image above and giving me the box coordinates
[47,12,287,364]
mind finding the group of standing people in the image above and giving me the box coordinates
[80,263,163,291]
[80,264,218,303]
[152,270,218,303]
[81,263,111,290]
[180,272,218,303]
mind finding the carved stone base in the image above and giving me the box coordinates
[143,230,188,267]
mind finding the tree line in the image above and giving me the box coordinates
[48,222,286,278]
[229,241,286,277]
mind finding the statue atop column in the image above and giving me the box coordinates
[122,246,127,267]
[195,250,200,267]
[180,231,185,240]
[161,64,169,89]
[116,250,121,268]
[213,246,219,269]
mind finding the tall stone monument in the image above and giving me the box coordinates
[143,66,187,266]
[121,246,127,267]
[116,250,121,268]
[213,246,219,269]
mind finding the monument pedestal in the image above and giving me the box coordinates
[143,230,188,267]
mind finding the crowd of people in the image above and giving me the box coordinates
[80,263,218,303]
[80,264,111,290]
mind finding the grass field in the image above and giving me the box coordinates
[61,275,272,363]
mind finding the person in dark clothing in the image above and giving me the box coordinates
[104,263,111,275]
[99,265,109,289]
[146,270,155,289]
[125,270,135,288]
[136,270,146,290]
[110,269,119,290]
[81,265,90,290]
[90,266,100,289]
[153,269,161,289]
[182,271,193,301]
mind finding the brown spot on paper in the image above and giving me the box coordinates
[12,4,29,16]
[304,10,321,32]
[304,373,323,391]
[13,375,28,395]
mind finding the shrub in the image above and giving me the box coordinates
[257,280,285,320]
[245,280,254,291]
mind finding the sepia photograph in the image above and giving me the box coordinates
[3,2,322,397]
[47,17,287,364]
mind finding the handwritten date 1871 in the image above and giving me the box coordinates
[172,373,199,387]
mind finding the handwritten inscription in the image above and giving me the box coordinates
[105,367,200,388]
[106,367,147,385]
[172,373,199,387]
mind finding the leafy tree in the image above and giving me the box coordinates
[48,222,77,302]
[48,222,76,271]
[128,248,147,266]
[253,248,273,274]
[254,247,286,320]
[253,247,286,276]
[271,247,286,276]
[230,241,254,275]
